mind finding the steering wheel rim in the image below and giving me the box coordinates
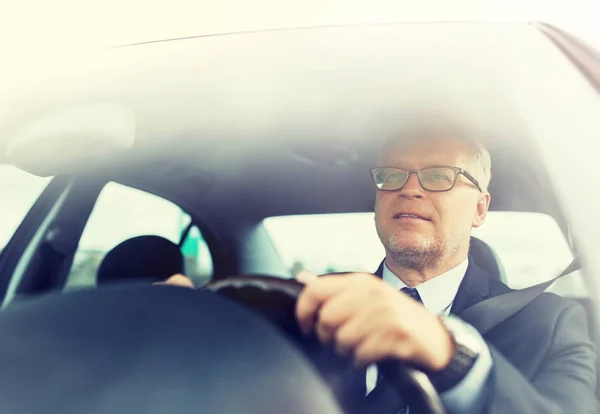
[205,275,446,414]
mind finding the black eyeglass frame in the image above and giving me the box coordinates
[370,166,482,193]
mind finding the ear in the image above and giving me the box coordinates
[472,192,491,228]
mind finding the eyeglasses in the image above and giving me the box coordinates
[370,166,482,192]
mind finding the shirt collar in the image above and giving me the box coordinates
[382,258,469,315]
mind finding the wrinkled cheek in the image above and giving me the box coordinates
[373,195,383,214]
[373,202,386,227]
[374,215,387,238]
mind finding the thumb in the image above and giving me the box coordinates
[295,270,318,284]
[154,274,195,288]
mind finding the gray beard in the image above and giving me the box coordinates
[374,215,468,272]
[384,236,443,271]
[375,222,446,271]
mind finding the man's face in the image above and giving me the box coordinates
[374,137,490,270]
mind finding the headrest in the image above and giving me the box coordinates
[97,235,184,286]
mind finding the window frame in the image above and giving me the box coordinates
[0,174,72,303]
[2,175,220,303]
[64,181,216,289]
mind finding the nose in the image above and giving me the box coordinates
[398,173,425,199]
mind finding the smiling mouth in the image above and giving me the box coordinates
[393,213,430,221]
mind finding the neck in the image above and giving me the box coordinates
[385,251,468,287]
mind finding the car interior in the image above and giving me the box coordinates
[0,22,598,413]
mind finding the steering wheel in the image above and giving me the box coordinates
[205,275,447,414]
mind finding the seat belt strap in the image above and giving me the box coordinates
[459,258,581,334]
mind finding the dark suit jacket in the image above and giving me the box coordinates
[368,260,598,413]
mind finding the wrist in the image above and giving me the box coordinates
[423,318,455,371]
[427,315,480,393]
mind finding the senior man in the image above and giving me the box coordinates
[163,121,598,413]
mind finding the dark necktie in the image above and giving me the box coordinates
[401,286,423,303]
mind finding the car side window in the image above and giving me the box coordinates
[0,165,51,251]
[65,182,213,290]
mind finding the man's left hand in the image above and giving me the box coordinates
[295,273,454,371]
[154,274,195,288]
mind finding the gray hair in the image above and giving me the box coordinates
[382,116,492,192]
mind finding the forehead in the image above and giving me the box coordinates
[381,136,473,169]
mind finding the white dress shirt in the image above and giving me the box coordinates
[366,259,493,414]
[382,259,468,316]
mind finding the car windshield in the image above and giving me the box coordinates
[264,211,585,294]
[1,12,600,412]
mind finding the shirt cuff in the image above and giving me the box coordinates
[440,318,493,414]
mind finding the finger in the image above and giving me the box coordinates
[296,286,323,335]
[334,303,406,357]
[154,274,195,288]
[353,331,413,368]
[296,273,371,335]
[302,273,377,305]
[333,305,385,355]
[315,287,377,344]
[295,270,317,284]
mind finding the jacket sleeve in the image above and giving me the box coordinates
[484,303,598,413]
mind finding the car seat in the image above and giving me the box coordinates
[469,236,506,283]
[97,235,184,286]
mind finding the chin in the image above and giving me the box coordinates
[386,232,433,252]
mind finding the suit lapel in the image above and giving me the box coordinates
[452,260,513,316]
[450,261,492,315]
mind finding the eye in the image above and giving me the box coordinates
[387,173,404,182]
[421,168,454,184]
[432,171,451,180]
[375,169,408,189]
